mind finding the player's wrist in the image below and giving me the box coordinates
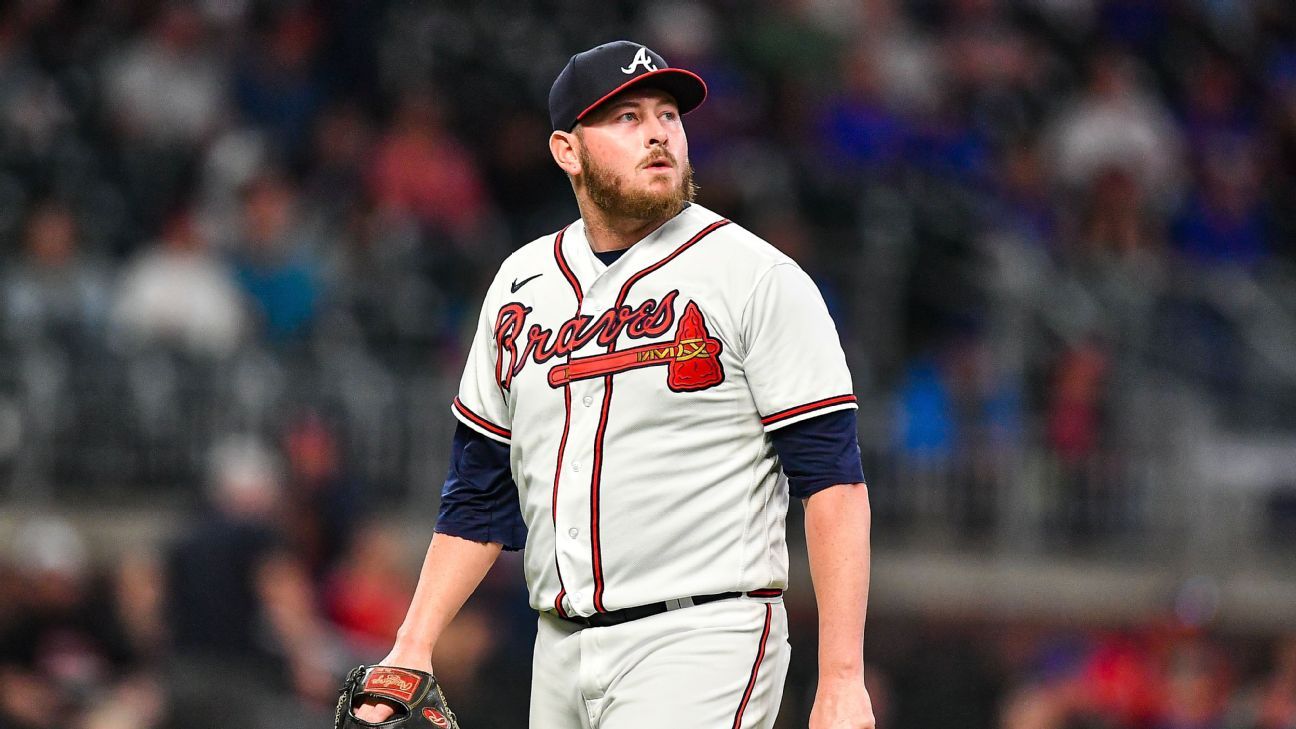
[816,658,866,682]
[389,632,436,662]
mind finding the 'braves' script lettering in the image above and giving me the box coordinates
[494,290,679,390]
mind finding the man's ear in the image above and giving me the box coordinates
[550,130,581,176]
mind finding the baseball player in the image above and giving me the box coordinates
[348,41,875,729]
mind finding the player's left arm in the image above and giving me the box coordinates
[803,482,875,729]
[741,261,875,726]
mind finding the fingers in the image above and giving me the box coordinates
[352,699,397,722]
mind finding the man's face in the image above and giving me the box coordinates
[573,88,695,221]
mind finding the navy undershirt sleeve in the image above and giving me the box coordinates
[770,409,866,499]
[435,423,527,551]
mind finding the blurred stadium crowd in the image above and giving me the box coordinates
[1,0,1295,727]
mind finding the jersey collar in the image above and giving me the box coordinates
[563,204,720,295]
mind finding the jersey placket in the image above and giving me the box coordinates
[551,231,619,617]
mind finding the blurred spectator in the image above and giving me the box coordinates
[367,88,490,240]
[110,209,248,358]
[100,3,227,233]
[1232,634,1296,729]
[1045,340,1113,535]
[1171,147,1269,268]
[853,0,943,116]
[1046,50,1185,212]
[111,551,167,664]
[991,139,1058,249]
[0,518,165,729]
[321,205,454,351]
[1179,54,1257,158]
[102,4,227,146]
[813,44,913,176]
[164,435,335,729]
[3,201,109,346]
[280,410,361,576]
[1072,164,1164,260]
[302,101,374,227]
[228,172,322,344]
[908,96,993,184]
[0,25,70,158]
[1157,638,1232,729]
[232,6,326,161]
[940,0,1045,147]
[323,521,413,655]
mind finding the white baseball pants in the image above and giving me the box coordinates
[530,597,790,729]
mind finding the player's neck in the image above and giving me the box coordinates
[578,199,677,253]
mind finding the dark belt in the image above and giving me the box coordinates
[557,589,783,629]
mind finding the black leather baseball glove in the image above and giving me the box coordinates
[334,665,461,729]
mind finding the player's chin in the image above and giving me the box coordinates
[638,171,679,192]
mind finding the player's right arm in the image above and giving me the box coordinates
[356,270,522,722]
[387,531,504,664]
[351,532,502,722]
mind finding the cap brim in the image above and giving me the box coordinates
[574,68,708,126]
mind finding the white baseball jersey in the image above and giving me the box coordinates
[450,203,856,617]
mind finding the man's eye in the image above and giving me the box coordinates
[619,112,637,122]
[662,111,678,121]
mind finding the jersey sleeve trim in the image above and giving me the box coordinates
[451,397,511,443]
[760,394,858,429]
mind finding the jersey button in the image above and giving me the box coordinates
[568,528,579,538]
[572,462,582,473]
[582,396,593,407]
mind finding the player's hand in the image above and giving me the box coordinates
[349,650,435,723]
[809,674,876,729]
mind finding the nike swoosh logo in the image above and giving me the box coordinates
[510,273,543,293]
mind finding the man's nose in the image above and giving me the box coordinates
[643,114,669,147]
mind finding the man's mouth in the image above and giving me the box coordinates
[643,157,674,170]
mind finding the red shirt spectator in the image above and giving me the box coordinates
[368,89,489,238]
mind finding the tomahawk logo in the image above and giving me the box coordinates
[547,301,725,392]
[621,46,657,74]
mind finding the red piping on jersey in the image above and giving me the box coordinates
[588,218,731,613]
[588,373,613,612]
[747,588,784,598]
[760,394,857,427]
[550,226,577,618]
[614,220,731,308]
[554,226,582,307]
[452,397,511,439]
[731,603,774,729]
[550,384,572,618]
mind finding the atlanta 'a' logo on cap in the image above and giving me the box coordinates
[621,46,657,75]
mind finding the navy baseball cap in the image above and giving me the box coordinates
[549,40,707,132]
